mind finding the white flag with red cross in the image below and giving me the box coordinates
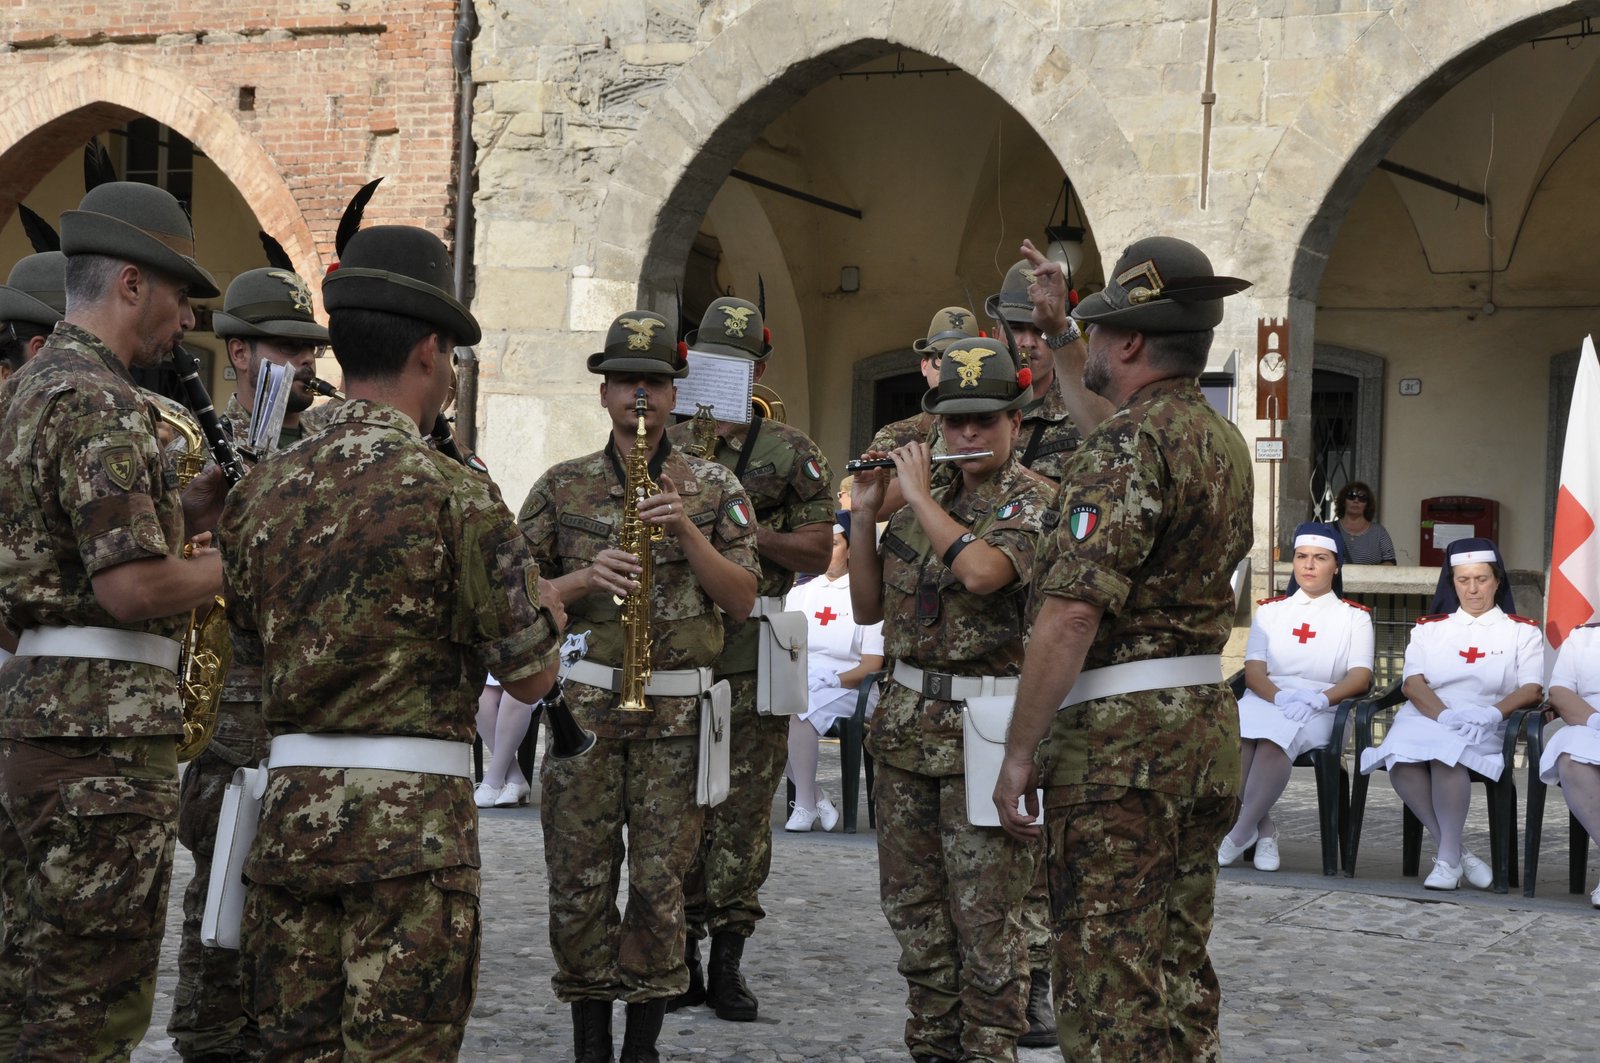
[1547,335,1600,648]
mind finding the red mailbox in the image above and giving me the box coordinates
[1420,496,1499,568]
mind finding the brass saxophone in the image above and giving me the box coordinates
[616,387,661,712]
[150,396,233,762]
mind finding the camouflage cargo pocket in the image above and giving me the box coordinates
[381,865,482,1026]
[38,774,178,938]
[1045,784,1169,923]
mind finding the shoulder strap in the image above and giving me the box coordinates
[733,411,764,480]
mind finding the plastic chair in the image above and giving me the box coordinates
[1345,679,1529,892]
[784,671,880,833]
[1516,709,1591,898]
[1228,670,1363,876]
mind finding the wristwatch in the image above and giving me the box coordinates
[1043,321,1082,350]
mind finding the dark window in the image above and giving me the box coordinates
[120,118,194,209]
[873,366,925,433]
[1200,371,1234,420]
[1310,368,1359,520]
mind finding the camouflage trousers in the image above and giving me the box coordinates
[875,760,1034,1063]
[241,865,481,1062]
[542,734,703,1003]
[1043,784,1238,1063]
[0,735,179,1062]
[683,673,788,940]
[170,701,272,1061]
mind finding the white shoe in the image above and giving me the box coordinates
[473,781,499,809]
[1459,850,1494,890]
[1217,829,1257,867]
[1590,881,1600,909]
[1252,834,1281,872]
[785,804,818,832]
[1424,858,1463,890]
[494,777,532,808]
[815,795,840,832]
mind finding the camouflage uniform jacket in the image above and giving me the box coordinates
[519,436,760,740]
[1016,375,1083,484]
[666,415,833,674]
[215,393,336,704]
[1035,376,1253,799]
[869,457,1057,777]
[217,399,561,890]
[0,322,187,738]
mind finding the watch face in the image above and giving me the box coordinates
[1260,353,1286,382]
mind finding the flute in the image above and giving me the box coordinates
[844,450,993,473]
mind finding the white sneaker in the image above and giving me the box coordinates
[1459,850,1494,890]
[785,804,818,832]
[815,795,840,832]
[494,777,532,808]
[473,781,499,809]
[1424,858,1463,890]
[1590,881,1600,909]
[1217,829,1257,867]
[1252,834,1281,872]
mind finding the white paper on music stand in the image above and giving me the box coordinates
[672,350,754,425]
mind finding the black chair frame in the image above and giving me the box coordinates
[1228,670,1363,876]
[1516,708,1591,898]
[1346,678,1529,892]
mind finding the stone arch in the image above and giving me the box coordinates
[1262,0,1600,302]
[0,50,321,302]
[591,0,1137,311]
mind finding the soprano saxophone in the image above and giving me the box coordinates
[616,388,662,712]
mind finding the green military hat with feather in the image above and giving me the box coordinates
[1072,236,1250,332]
[321,178,481,346]
[58,181,219,298]
[587,310,689,378]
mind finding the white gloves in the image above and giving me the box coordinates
[1438,704,1501,745]
[1273,688,1330,722]
[1456,704,1504,729]
[808,670,841,694]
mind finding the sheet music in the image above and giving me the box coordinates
[247,360,294,453]
[672,350,754,424]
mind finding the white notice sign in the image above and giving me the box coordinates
[672,350,755,424]
[1254,438,1285,462]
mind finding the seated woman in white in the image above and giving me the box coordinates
[783,511,885,832]
[1220,522,1374,870]
[1538,622,1600,906]
[1360,537,1544,890]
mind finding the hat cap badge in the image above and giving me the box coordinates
[720,304,754,337]
[946,309,969,329]
[947,346,994,389]
[619,316,664,351]
[1116,260,1165,306]
[267,269,314,315]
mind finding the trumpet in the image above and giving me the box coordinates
[844,450,993,473]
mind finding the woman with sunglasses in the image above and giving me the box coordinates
[1333,481,1396,564]
[849,337,1057,1063]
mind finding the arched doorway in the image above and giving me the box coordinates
[1288,11,1600,571]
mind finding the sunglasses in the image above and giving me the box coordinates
[1343,492,1369,502]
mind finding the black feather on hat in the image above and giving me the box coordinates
[258,231,294,271]
[18,205,60,253]
[321,178,480,346]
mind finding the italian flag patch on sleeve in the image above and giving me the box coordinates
[727,498,754,528]
[1068,504,1100,541]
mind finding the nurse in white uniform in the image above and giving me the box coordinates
[1537,622,1600,906]
[1219,522,1374,870]
[783,512,885,832]
[1360,537,1544,890]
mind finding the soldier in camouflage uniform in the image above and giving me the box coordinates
[995,236,1254,1062]
[664,297,833,1023]
[217,222,564,1060]
[848,337,1058,1063]
[168,266,334,1063]
[520,310,758,1063]
[0,182,227,1059]
[0,250,66,384]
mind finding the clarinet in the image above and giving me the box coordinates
[170,345,246,485]
[430,413,469,465]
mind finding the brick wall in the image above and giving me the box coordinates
[0,0,462,275]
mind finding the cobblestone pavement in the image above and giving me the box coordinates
[134,738,1600,1061]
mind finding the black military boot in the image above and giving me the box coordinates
[664,936,705,1012]
[617,999,666,1063]
[571,999,614,1063]
[705,930,758,1022]
[1017,967,1059,1048]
